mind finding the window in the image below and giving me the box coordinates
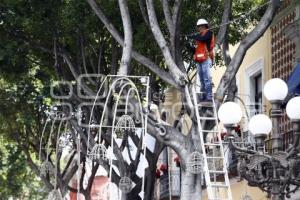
[254,73,263,114]
[245,58,264,117]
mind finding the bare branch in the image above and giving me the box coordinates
[162,0,184,70]
[138,0,150,26]
[222,34,231,65]
[24,148,54,191]
[172,0,185,71]
[131,51,178,87]
[80,32,97,85]
[110,39,118,75]
[117,0,133,75]
[59,49,96,97]
[86,163,99,192]
[162,0,174,36]
[62,151,77,177]
[97,42,103,74]
[216,0,232,46]
[215,0,281,102]
[172,0,182,26]
[145,0,187,86]
[85,0,178,87]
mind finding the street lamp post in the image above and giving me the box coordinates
[218,78,300,200]
[248,114,272,152]
[263,78,288,200]
[263,78,289,153]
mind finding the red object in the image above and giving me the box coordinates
[159,164,168,173]
[156,169,161,178]
[221,131,227,140]
[234,125,241,132]
[174,156,181,167]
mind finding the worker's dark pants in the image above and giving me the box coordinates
[197,58,213,100]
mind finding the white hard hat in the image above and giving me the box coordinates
[197,18,208,26]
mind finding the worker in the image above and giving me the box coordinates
[187,18,215,102]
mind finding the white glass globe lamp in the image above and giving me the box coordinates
[263,78,288,102]
[218,102,243,125]
[286,97,300,121]
[248,114,272,136]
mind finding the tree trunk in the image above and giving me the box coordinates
[144,168,157,200]
[180,169,202,200]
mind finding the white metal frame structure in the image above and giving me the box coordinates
[87,75,150,200]
[39,115,68,200]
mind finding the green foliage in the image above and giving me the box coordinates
[0,136,46,199]
[0,0,270,197]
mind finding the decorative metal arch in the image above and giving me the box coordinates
[39,114,71,200]
[87,75,149,200]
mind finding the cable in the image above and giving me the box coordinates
[208,0,272,31]
[184,0,273,38]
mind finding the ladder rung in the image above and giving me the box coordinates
[206,156,223,159]
[209,198,229,200]
[208,170,226,174]
[204,143,221,146]
[202,130,219,133]
[199,117,217,120]
[210,183,229,188]
[198,103,214,107]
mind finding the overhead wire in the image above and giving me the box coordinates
[208,0,272,31]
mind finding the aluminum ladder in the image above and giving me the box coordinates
[192,86,233,200]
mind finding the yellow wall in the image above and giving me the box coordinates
[233,29,272,82]
[233,29,272,122]
[202,179,269,200]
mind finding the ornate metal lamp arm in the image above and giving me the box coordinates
[287,121,300,158]
[228,137,256,155]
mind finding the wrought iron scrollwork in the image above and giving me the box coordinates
[231,137,300,199]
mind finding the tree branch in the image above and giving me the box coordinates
[138,0,150,27]
[24,147,54,191]
[162,0,185,72]
[62,151,77,177]
[173,0,185,72]
[162,0,174,37]
[147,117,188,158]
[172,0,182,26]
[146,0,187,86]
[80,31,97,85]
[216,0,232,46]
[110,39,118,75]
[222,34,231,65]
[215,0,281,102]
[222,34,238,101]
[117,0,133,75]
[85,0,178,87]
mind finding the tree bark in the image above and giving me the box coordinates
[118,0,132,75]
[145,0,187,86]
[180,167,202,200]
[85,0,178,87]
